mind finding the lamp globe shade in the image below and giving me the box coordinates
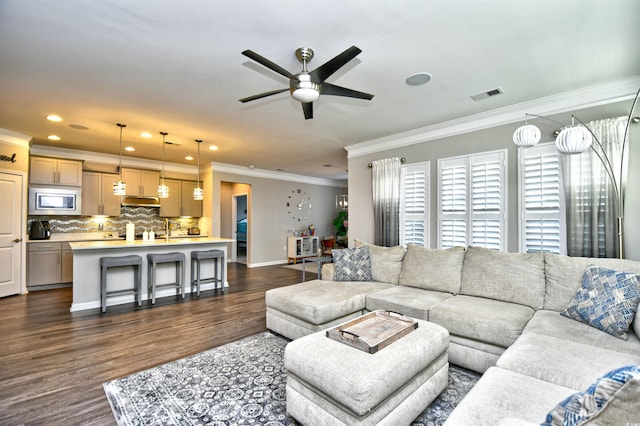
[556,126,592,154]
[512,124,541,147]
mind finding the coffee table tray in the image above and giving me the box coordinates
[326,310,418,354]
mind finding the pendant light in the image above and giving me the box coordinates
[112,123,127,195]
[193,139,204,200]
[158,131,169,198]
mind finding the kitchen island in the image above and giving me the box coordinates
[69,237,233,312]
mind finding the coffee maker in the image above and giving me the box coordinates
[29,220,51,240]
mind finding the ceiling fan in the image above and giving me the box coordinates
[239,46,374,119]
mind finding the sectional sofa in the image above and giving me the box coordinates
[265,243,640,425]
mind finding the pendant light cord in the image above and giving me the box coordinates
[160,131,167,184]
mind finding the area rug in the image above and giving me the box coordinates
[104,332,480,426]
[281,263,317,274]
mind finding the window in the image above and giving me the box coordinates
[438,150,506,250]
[518,142,566,254]
[400,162,429,247]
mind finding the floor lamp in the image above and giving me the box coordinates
[512,87,640,259]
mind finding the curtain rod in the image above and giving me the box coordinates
[367,158,406,168]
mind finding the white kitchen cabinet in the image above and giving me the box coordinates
[82,171,121,216]
[159,179,202,217]
[287,236,319,263]
[30,156,83,186]
[121,168,159,197]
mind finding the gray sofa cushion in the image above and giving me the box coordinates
[496,333,640,390]
[523,310,640,356]
[355,239,405,284]
[399,245,465,294]
[443,367,575,426]
[365,286,453,321]
[543,252,640,311]
[265,280,393,324]
[460,246,546,310]
[428,295,534,348]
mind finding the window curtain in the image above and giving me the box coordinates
[561,117,628,258]
[372,157,402,247]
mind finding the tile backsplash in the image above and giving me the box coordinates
[28,207,198,235]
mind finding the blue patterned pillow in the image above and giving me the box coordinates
[542,365,640,426]
[561,265,640,339]
[333,247,372,282]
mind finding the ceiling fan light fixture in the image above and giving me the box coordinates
[291,74,320,102]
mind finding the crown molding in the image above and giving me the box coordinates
[345,76,640,158]
[211,162,345,187]
[0,128,32,147]
[29,144,196,174]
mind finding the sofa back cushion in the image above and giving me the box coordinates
[460,246,545,310]
[354,240,405,284]
[543,253,640,311]
[398,245,465,294]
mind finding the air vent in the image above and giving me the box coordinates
[471,87,504,101]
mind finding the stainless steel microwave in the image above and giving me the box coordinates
[28,186,82,215]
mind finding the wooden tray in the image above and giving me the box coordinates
[326,310,418,354]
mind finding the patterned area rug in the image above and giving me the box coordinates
[103,332,480,425]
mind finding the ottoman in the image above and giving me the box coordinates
[284,318,449,425]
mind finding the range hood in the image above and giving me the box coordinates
[121,196,161,208]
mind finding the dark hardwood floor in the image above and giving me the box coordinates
[0,263,302,426]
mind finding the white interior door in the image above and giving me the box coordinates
[0,172,23,297]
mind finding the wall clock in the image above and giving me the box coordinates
[286,189,312,222]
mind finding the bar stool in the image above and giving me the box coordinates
[100,255,143,313]
[147,252,186,305]
[190,249,225,296]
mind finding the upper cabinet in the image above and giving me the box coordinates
[120,168,159,197]
[159,179,202,217]
[82,171,121,216]
[30,156,83,186]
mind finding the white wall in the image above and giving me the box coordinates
[207,164,346,266]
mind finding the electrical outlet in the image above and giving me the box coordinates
[283,245,287,251]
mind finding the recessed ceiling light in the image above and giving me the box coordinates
[124,146,135,152]
[185,156,194,161]
[48,135,61,141]
[69,123,89,130]
[46,115,63,122]
[140,132,152,138]
[405,72,432,86]
[209,145,219,151]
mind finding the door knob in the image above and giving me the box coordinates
[13,238,22,243]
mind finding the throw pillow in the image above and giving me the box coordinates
[561,265,640,339]
[333,246,372,282]
[542,365,640,426]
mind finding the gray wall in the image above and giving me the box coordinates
[348,101,640,260]
[208,168,346,266]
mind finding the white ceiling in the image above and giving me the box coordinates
[1,0,639,180]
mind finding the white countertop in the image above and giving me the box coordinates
[69,236,233,251]
[27,231,208,243]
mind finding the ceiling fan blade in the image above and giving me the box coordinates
[321,83,374,100]
[239,88,289,103]
[310,46,362,82]
[242,50,295,79]
[302,102,313,120]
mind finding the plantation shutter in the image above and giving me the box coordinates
[439,150,506,250]
[518,143,566,254]
[440,159,467,248]
[400,162,429,246]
